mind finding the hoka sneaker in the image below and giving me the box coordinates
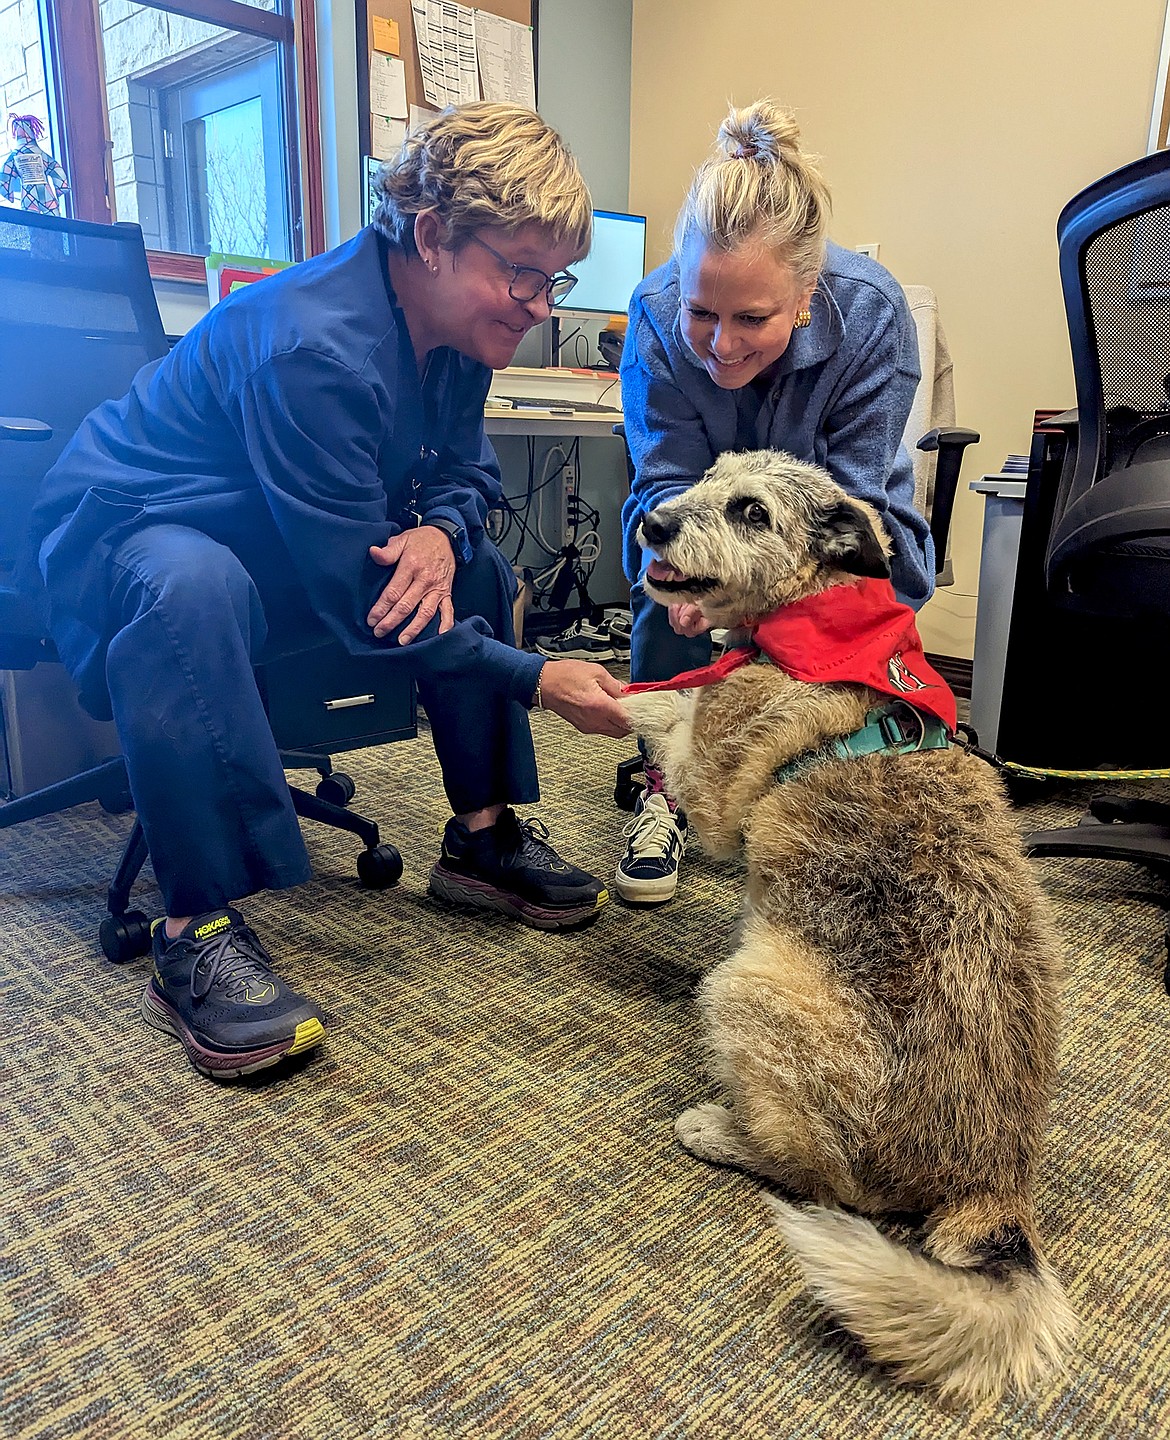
[534,618,615,662]
[614,792,688,903]
[140,907,326,1079]
[429,808,608,929]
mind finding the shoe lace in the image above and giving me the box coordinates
[622,802,684,861]
[498,813,565,870]
[188,926,278,1002]
[554,618,605,643]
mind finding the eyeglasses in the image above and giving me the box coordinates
[467,234,578,306]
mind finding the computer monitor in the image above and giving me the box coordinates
[554,209,647,319]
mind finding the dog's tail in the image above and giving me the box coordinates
[765,1195,1077,1404]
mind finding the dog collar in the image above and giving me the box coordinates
[773,699,952,787]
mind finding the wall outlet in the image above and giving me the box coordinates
[855,243,880,260]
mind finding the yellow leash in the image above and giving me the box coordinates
[997,761,1170,781]
[955,724,1170,782]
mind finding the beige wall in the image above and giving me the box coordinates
[629,0,1167,656]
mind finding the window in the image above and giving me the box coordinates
[2,0,324,277]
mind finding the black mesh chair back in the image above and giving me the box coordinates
[0,209,168,662]
[1045,149,1170,613]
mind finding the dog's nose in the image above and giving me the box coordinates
[641,510,680,548]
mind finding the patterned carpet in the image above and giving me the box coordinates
[3,709,1170,1439]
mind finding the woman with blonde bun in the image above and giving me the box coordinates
[30,102,628,1082]
[615,99,931,905]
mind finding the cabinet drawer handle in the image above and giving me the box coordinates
[322,693,376,711]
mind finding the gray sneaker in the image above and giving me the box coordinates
[614,792,687,903]
[534,618,615,662]
[605,610,632,661]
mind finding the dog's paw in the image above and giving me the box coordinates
[620,690,691,745]
[674,1102,740,1163]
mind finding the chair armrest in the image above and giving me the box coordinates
[0,417,53,442]
[917,426,980,576]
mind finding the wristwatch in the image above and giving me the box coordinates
[425,514,470,565]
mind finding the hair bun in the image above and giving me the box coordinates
[717,100,802,166]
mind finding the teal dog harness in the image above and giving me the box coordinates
[773,698,952,787]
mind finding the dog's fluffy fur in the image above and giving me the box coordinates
[623,450,1076,1404]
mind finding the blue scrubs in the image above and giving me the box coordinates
[29,226,546,915]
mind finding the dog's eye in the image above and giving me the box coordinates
[727,496,772,529]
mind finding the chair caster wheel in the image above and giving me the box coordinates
[99,787,134,815]
[99,910,152,963]
[357,844,403,889]
[316,772,356,806]
[614,756,644,811]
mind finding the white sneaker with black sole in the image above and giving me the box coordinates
[535,618,615,662]
[614,792,687,903]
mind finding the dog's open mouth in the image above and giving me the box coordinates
[645,558,718,594]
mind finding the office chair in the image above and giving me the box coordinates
[1018,149,1170,969]
[609,417,979,811]
[0,209,404,964]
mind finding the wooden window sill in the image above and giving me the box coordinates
[146,251,212,284]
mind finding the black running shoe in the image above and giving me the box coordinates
[428,808,608,930]
[140,907,325,1079]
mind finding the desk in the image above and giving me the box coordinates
[968,475,1027,756]
[484,370,627,605]
[486,364,622,439]
[484,409,622,439]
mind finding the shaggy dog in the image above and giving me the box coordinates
[621,450,1075,1404]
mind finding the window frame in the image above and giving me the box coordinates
[40,0,325,281]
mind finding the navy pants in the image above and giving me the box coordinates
[104,524,536,916]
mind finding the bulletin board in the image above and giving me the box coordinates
[356,0,537,165]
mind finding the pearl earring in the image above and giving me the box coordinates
[794,308,812,329]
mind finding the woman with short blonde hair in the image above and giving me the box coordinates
[32,101,625,1083]
[374,100,592,259]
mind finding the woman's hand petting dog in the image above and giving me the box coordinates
[538,660,630,738]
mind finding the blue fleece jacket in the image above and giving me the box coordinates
[30,225,544,715]
[619,241,933,606]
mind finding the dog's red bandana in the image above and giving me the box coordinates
[622,577,957,733]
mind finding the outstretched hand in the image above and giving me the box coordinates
[537,660,630,738]
[367,527,455,644]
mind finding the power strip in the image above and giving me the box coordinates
[559,454,576,545]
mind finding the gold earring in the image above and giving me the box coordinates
[794,308,812,329]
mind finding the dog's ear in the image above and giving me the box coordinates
[811,501,891,579]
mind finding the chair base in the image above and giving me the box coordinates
[1025,795,1170,870]
[1025,795,1170,994]
[0,751,401,963]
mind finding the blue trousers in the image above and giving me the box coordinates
[629,578,712,683]
[104,524,536,916]
[629,577,713,779]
